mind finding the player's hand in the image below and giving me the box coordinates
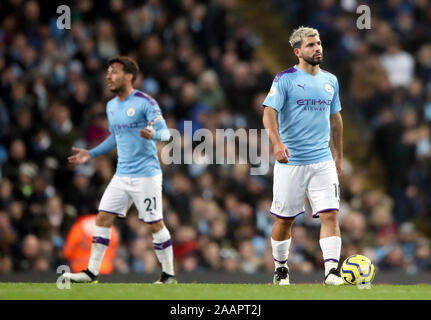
[139,121,154,139]
[335,157,343,176]
[68,147,91,164]
[274,142,290,163]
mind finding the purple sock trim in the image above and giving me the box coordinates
[273,258,288,264]
[324,258,339,263]
[153,239,172,250]
[92,236,110,246]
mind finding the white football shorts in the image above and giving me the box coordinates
[270,160,340,219]
[98,174,163,223]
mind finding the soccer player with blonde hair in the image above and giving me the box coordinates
[263,26,344,285]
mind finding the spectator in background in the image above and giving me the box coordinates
[224,62,256,117]
[63,169,99,216]
[15,234,46,271]
[47,102,81,160]
[413,239,431,271]
[84,112,110,149]
[0,179,14,209]
[349,52,391,120]
[380,37,415,89]
[0,98,10,141]
[238,239,261,273]
[96,20,119,60]
[196,70,226,111]
[199,240,222,270]
[3,139,28,184]
[63,215,119,274]
[175,82,209,134]
[416,44,431,85]
[173,225,198,271]
[0,211,16,260]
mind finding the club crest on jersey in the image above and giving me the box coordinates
[268,86,277,97]
[274,200,283,212]
[324,83,334,93]
[127,107,135,117]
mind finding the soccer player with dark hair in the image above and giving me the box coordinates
[263,27,344,285]
[63,56,176,284]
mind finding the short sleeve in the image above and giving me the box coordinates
[330,77,342,115]
[262,76,288,112]
[106,102,114,133]
[144,100,163,123]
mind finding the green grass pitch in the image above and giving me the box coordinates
[0,283,430,300]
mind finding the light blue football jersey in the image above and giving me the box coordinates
[262,65,342,165]
[89,89,168,177]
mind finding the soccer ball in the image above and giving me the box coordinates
[340,255,376,285]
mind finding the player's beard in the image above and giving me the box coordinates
[109,81,126,95]
[303,54,323,66]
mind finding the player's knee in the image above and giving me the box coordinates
[96,211,116,227]
[147,220,165,233]
[319,210,339,223]
[274,216,295,228]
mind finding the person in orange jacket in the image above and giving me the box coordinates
[63,214,119,274]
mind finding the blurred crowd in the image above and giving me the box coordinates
[0,0,430,276]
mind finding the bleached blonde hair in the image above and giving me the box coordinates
[289,26,320,48]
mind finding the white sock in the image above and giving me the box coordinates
[271,238,291,270]
[152,226,174,275]
[319,236,342,276]
[88,226,112,276]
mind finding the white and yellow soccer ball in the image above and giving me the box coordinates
[340,254,376,285]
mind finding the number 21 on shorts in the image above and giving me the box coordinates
[333,183,340,202]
